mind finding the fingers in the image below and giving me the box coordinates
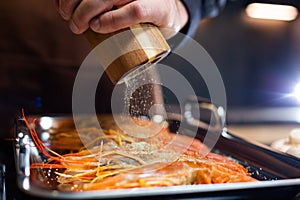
[72,0,134,34]
[89,0,188,39]
[90,0,166,33]
[90,1,152,33]
[56,0,188,38]
[70,0,113,34]
[57,0,133,34]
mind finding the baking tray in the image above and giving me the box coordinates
[13,101,300,199]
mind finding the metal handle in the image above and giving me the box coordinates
[183,96,226,133]
[0,163,6,200]
[15,132,31,177]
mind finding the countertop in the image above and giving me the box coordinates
[228,124,300,145]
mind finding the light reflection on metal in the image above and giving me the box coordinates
[152,114,164,124]
[294,82,300,102]
[41,132,50,141]
[23,135,31,177]
[18,132,24,138]
[296,110,300,123]
[40,117,53,130]
[22,177,30,190]
[246,3,298,21]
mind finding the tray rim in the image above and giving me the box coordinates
[17,176,300,199]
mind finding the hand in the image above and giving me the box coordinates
[54,0,188,39]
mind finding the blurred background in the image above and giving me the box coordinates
[195,0,300,121]
[194,0,300,143]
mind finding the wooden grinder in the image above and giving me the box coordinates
[84,24,170,84]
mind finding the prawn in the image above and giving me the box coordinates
[22,112,257,192]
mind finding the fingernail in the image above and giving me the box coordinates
[91,18,100,31]
[69,20,79,34]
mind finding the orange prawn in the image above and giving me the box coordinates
[22,111,257,191]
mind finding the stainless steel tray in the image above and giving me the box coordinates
[13,100,300,199]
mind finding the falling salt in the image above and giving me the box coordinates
[122,64,161,119]
[114,64,167,139]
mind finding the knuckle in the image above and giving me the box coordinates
[108,13,119,30]
[131,2,147,21]
[82,0,96,10]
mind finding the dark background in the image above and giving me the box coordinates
[196,0,300,108]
